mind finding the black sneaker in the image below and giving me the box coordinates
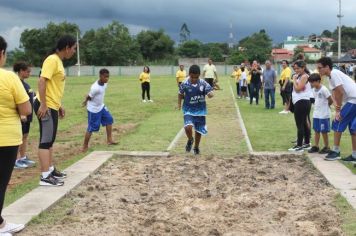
[302,143,311,150]
[341,155,356,162]
[193,147,200,155]
[185,138,194,153]
[308,146,319,153]
[324,150,341,161]
[319,147,331,154]
[52,167,67,180]
[40,174,64,186]
[288,145,304,152]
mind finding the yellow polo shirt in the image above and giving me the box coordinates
[139,72,150,83]
[231,69,242,83]
[0,69,29,146]
[176,70,186,83]
[38,54,65,111]
[280,67,292,82]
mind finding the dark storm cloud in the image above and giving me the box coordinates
[0,0,355,49]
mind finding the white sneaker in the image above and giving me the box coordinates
[279,110,289,114]
[148,100,154,102]
[0,222,25,234]
[142,99,147,103]
[288,145,304,152]
[0,233,12,236]
[246,97,250,100]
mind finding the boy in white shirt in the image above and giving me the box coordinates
[82,69,117,152]
[308,74,333,154]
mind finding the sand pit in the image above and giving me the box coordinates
[22,155,343,236]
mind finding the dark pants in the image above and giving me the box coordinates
[236,83,240,97]
[264,88,275,109]
[141,82,150,100]
[0,146,18,224]
[250,83,260,104]
[294,99,311,147]
[205,78,214,88]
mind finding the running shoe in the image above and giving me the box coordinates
[0,222,25,234]
[288,145,304,152]
[318,147,331,154]
[308,146,319,153]
[52,167,67,179]
[185,138,194,153]
[40,174,64,186]
[341,155,356,162]
[324,151,341,161]
[21,156,36,166]
[302,143,312,150]
[148,100,154,102]
[193,147,200,155]
[14,160,28,169]
[142,99,147,103]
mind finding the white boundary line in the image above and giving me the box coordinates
[166,127,185,151]
[228,80,253,153]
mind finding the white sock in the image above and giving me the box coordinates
[49,166,54,172]
[41,170,52,178]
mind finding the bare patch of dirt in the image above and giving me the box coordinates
[22,155,343,236]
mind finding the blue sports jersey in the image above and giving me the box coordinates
[179,78,213,116]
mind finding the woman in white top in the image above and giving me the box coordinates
[289,60,312,152]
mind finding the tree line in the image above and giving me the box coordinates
[6,21,356,67]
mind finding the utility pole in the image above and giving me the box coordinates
[228,20,234,49]
[76,31,81,77]
[337,0,343,59]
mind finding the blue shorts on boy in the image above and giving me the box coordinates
[313,118,330,133]
[332,102,356,134]
[184,115,207,135]
[87,106,113,132]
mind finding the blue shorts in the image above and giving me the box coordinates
[332,102,356,134]
[87,107,114,133]
[184,115,208,135]
[313,118,330,133]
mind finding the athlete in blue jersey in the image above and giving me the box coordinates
[178,65,214,155]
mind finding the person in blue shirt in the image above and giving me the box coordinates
[178,65,214,155]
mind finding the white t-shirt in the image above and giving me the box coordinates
[292,75,312,104]
[329,69,356,104]
[87,81,107,113]
[313,85,331,119]
[240,72,247,87]
[203,64,217,78]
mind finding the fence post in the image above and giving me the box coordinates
[171,65,174,76]
[119,66,121,76]
[92,66,95,76]
[225,64,227,75]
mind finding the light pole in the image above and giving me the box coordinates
[337,0,343,59]
[76,31,81,77]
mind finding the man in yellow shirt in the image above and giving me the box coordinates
[279,60,292,114]
[176,65,186,87]
[34,35,77,187]
[231,65,242,98]
[203,58,218,88]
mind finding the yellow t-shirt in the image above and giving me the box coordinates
[247,70,252,84]
[280,67,292,82]
[176,70,186,83]
[139,72,150,83]
[203,64,217,78]
[231,69,242,83]
[38,54,65,110]
[0,69,29,146]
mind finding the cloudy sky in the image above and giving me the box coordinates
[0,0,355,50]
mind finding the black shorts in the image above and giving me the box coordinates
[33,99,59,149]
[204,78,214,87]
[21,121,31,135]
[281,91,291,105]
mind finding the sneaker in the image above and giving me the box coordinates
[246,97,250,100]
[148,100,154,102]
[341,155,356,162]
[193,147,200,155]
[0,222,25,234]
[0,232,12,236]
[288,145,304,152]
[308,146,319,153]
[279,110,289,114]
[302,143,312,150]
[39,174,64,186]
[319,147,331,154]
[51,167,67,179]
[14,160,28,169]
[324,150,341,161]
[185,138,194,153]
[21,156,35,166]
[142,99,147,103]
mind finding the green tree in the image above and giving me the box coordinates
[20,21,79,66]
[238,29,272,63]
[178,40,202,58]
[81,21,140,65]
[321,30,332,38]
[136,29,174,61]
[293,47,304,61]
[5,49,28,67]
[227,50,248,65]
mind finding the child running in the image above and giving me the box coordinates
[13,62,36,169]
[308,73,333,154]
[82,69,117,152]
[178,65,214,155]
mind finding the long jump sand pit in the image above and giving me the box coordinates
[22,154,343,236]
